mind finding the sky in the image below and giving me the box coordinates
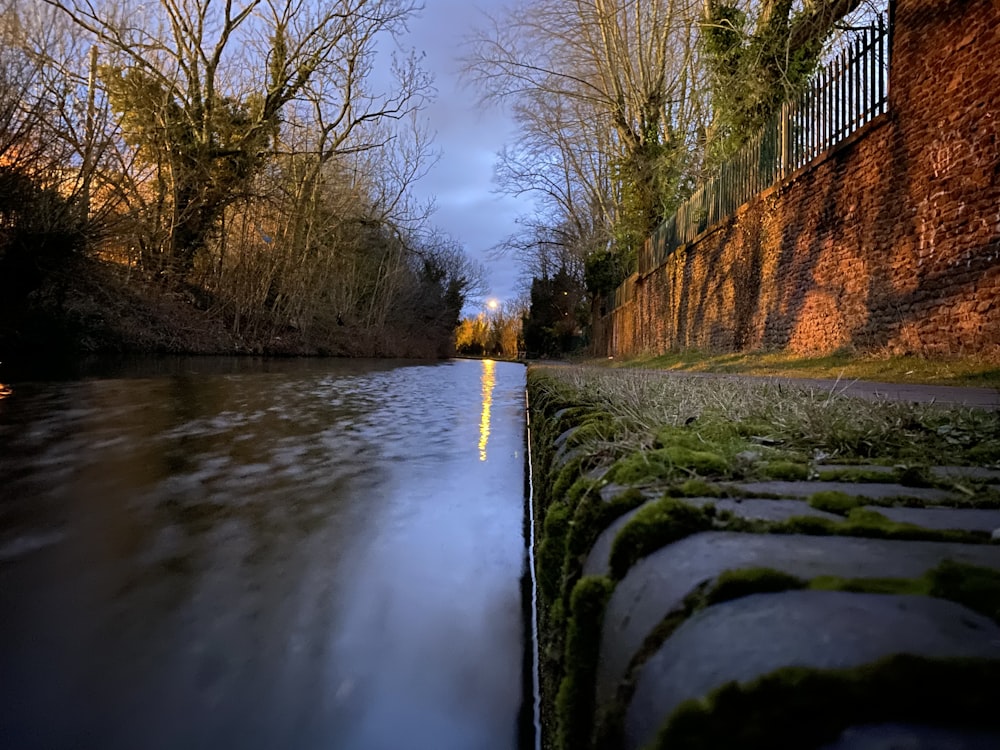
[393,0,532,311]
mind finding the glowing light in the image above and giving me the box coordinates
[0,383,10,401]
[486,298,499,311]
[478,359,496,461]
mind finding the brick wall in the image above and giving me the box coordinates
[596,0,1000,361]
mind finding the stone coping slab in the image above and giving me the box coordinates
[585,498,842,580]
[816,464,1000,483]
[931,466,1000,482]
[815,464,898,476]
[870,505,1000,532]
[729,480,958,503]
[597,483,655,503]
[819,724,1000,750]
[584,504,643,578]
[583,496,998,582]
[685,497,843,523]
[552,442,587,470]
[596,532,1000,710]
[625,592,1000,750]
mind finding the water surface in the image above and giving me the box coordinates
[0,357,527,750]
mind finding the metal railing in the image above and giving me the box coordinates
[633,12,890,281]
[610,273,635,309]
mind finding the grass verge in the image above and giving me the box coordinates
[589,350,1000,388]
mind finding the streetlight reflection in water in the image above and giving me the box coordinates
[479,358,496,461]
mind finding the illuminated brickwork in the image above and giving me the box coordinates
[596,0,1000,360]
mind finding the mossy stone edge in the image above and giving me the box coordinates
[526,366,1000,750]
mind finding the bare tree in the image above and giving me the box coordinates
[42,0,429,281]
[466,0,708,268]
[0,14,90,330]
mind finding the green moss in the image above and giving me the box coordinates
[539,503,572,603]
[527,364,1000,750]
[953,487,1000,509]
[561,490,646,610]
[608,446,729,486]
[779,514,840,534]
[814,467,898,483]
[654,423,740,450]
[654,422,753,463]
[555,576,614,750]
[842,506,945,537]
[606,451,673,485]
[609,498,716,579]
[567,477,598,507]
[844,506,895,525]
[731,418,776,438]
[750,509,991,545]
[928,559,1000,622]
[808,561,1000,622]
[549,453,588,503]
[674,479,724,498]
[591,585,710,750]
[652,655,1000,750]
[773,509,990,545]
[759,460,809,481]
[703,568,807,607]
[575,409,618,432]
[664,446,730,475]
[895,465,935,487]
[968,442,1000,463]
[599,486,648,505]
[593,558,1000,749]
[807,491,865,514]
[653,425,698,450]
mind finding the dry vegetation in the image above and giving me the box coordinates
[593,350,1000,388]
[535,364,1000,470]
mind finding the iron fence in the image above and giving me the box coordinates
[633,11,890,281]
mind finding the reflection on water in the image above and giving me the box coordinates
[479,359,496,461]
[0,358,527,750]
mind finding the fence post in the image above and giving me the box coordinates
[780,101,791,180]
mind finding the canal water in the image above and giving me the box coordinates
[0,357,528,750]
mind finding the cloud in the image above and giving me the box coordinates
[398,1,532,303]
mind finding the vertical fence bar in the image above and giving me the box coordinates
[812,75,819,159]
[863,30,868,119]
[816,70,830,151]
[877,13,886,112]
[830,63,836,147]
[835,55,842,141]
[850,42,858,130]
[861,29,868,124]
[848,42,854,130]
[870,23,878,115]
[802,84,809,164]
[845,48,851,134]
[833,55,839,141]
[806,85,812,162]
[845,42,851,132]
[822,67,828,151]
